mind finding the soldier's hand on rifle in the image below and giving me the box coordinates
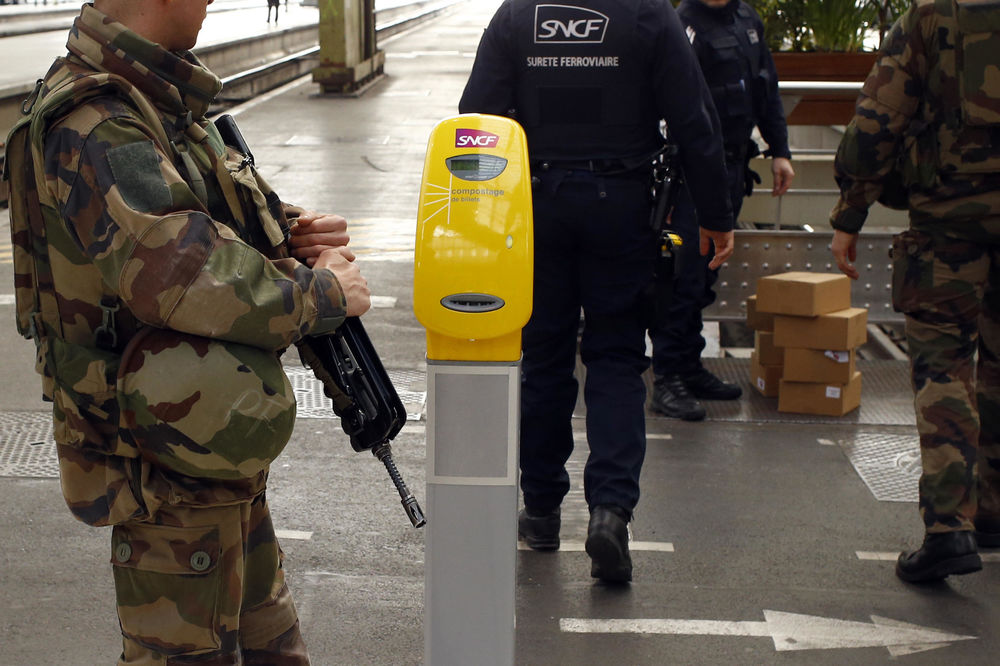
[315,247,372,316]
[289,211,351,266]
[700,228,734,270]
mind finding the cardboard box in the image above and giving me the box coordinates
[750,352,783,398]
[783,347,856,384]
[745,295,775,332]
[756,272,851,316]
[778,371,862,416]
[773,307,868,350]
[754,330,784,366]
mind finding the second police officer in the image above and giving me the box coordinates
[650,0,794,421]
[459,0,734,582]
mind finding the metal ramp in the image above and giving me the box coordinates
[705,229,898,324]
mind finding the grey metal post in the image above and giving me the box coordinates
[425,361,519,666]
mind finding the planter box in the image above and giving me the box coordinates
[773,52,877,125]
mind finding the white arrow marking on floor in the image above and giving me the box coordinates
[560,611,976,656]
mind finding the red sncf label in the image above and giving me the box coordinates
[456,128,500,148]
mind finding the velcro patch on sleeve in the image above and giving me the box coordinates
[107,141,172,213]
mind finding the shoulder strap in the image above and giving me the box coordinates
[6,70,171,344]
[4,86,49,340]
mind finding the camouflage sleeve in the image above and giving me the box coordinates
[44,107,346,350]
[830,5,927,233]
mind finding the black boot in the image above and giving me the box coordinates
[895,531,982,583]
[652,374,705,421]
[974,515,1000,548]
[683,367,742,400]
[585,505,632,583]
[518,507,560,551]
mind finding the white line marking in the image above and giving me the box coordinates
[275,529,313,541]
[371,295,397,308]
[519,540,673,552]
[857,550,1000,562]
[647,433,673,440]
[0,295,14,305]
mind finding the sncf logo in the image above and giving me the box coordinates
[534,4,609,44]
[456,128,500,148]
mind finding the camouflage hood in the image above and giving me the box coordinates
[65,3,222,121]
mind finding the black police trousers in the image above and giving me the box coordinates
[649,159,745,378]
[520,167,656,514]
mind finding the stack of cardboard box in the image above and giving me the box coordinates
[749,272,868,416]
[747,294,781,397]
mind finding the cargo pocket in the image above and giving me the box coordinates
[111,522,223,655]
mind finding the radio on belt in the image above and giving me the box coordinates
[414,113,533,362]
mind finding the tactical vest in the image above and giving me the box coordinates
[934,0,1000,175]
[509,0,661,161]
[679,1,762,147]
[3,68,299,488]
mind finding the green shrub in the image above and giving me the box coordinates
[744,0,911,52]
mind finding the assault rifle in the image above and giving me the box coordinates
[214,114,426,529]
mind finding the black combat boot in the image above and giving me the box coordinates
[585,505,632,583]
[652,374,705,421]
[682,367,742,400]
[895,531,982,583]
[518,507,560,551]
[974,515,1000,548]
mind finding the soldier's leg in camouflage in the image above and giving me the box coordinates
[902,234,986,533]
[975,247,1000,547]
[239,495,310,664]
[893,230,985,582]
[113,500,307,664]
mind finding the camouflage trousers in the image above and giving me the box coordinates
[111,494,310,664]
[892,228,1000,533]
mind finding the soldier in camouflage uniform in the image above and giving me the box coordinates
[3,0,371,662]
[829,0,1000,584]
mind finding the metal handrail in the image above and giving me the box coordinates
[779,81,864,95]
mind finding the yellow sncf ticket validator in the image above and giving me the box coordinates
[414,114,534,362]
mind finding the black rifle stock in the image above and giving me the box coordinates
[214,114,426,529]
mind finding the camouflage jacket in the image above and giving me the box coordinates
[7,5,348,525]
[830,0,1000,237]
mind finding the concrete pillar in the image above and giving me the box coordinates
[313,0,384,93]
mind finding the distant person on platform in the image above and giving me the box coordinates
[648,0,793,421]
[268,0,280,23]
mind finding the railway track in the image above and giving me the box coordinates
[0,0,465,198]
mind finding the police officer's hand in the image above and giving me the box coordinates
[700,228,734,270]
[288,211,350,267]
[771,157,795,197]
[831,229,860,280]
[314,247,371,316]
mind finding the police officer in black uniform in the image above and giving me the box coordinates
[650,0,794,421]
[459,0,735,583]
